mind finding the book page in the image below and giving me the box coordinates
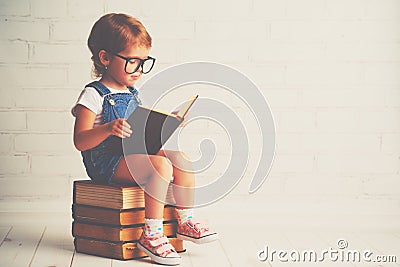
[175,95,198,119]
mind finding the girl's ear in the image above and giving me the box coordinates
[98,50,111,67]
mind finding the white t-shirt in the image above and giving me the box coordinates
[71,86,132,128]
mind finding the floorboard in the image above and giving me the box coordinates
[0,211,398,267]
[0,226,45,267]
[29,224,75,267]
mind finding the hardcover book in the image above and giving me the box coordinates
[74,237,185,260]
[73,180,176,209]
[72,221,177,242]
[108,95,198,155]
[72,204,176,226]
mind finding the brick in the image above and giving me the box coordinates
[363,176,400,195]
[316,154,399,173]
[365,63,400,86]
[252,0,286,19]
[275,133,302,154]
[68,0,105,18]
[183,0,251,19]
[299,133,381,154]
[0,0,30,17]
[286,0,326,19]
[286,63,364,87]
[381,133,400,154]
[141,0,179,18]
[67,63,93,87]
[316,109,360,132]
[263,88,299,108]
[359,109,400,132]
[144,20,194,40]
[326,44,400,61]
[14,133,75,154]
[51,20,92,41]
[300,88,385,108]
[366,0,400,19]
[384,89,400,107]
[1,20,50,41]
[27,111,74,132]
[195,20,266,41]
[0,155,30,175]
[31,43,90,64]
[272,154,314,173]
[0,177,71,197]
[30,154,104,176]
[0,111,26,131]
[270,21,323,43]
[0,86,18,108]
[0,134,13,154]
[0,42,28,63]
[0,65,68,88]
[178,40,248,63]
[277,110,316,132]
[271,21,370,43]
[105,0,139,14]
[284,175,363,195]
[359,21,400,42]
[252,43,325,62]
[325,0,366,19]
[16,88,79,109]
[31,0,68,18]
[236,64,286,87]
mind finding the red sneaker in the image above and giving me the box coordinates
[137,232,181,265]
[176,219,219,244]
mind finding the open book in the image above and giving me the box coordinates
[107,95,198,155]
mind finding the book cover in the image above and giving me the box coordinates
[73,180,176,209]
[107,95,198,155]
[72,204,177,226]
[74,237,185,260]
[72,221,178,242]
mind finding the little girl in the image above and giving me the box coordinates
[71,13,218,266]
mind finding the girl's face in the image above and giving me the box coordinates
[101,44,151,90]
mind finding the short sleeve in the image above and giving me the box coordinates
[71,87,103,117]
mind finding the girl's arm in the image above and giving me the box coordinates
[73,104,132,151]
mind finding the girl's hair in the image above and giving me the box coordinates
[87,13,152,77]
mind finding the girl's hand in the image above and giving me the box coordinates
[107,118,132,138]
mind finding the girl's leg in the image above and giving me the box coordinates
[157,150,219,244]
[157,150,194,209]
[112,154,173,219]
[113,154,181,264]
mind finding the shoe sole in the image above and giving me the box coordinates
[137,242,181,266]
[176,232,219,244]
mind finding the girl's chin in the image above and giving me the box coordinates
[127,79,137,86]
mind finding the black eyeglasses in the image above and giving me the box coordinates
[109,52,156,74]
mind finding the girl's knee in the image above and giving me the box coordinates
[165,150,191,163]
[150,156,173,179]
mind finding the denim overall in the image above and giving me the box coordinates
[81,81,142,184]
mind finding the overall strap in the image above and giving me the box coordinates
[128,86,142,105]
[127,86,138,95]
[85,81,111,96]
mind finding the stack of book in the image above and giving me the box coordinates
[72,180,185,260]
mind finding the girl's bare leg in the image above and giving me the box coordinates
[157,150,195,209]
[112,154,173,219]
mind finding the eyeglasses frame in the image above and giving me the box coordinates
[108,51,156,74]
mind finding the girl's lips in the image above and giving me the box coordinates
[131,75,140,79]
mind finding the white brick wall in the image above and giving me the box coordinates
[0,0,399,217]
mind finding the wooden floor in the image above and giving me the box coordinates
[0,212,399,267]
